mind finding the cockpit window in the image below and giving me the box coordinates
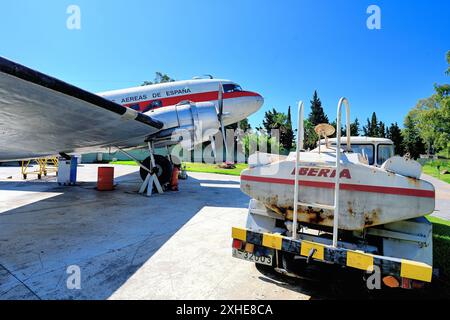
[222,84,243,93]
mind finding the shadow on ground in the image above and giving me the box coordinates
[0,170,247,299]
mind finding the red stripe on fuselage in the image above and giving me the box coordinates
[240,175,435,198]
[123,90,258,111]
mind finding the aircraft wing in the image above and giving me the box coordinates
[0,57,163,161]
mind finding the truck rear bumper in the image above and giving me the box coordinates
[232,227,432,283]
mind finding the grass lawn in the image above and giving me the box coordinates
[110,160,248,176]
[183,162,247,176]
[426,216,450,292]
[110,160,140,166]
[423,163,450,184]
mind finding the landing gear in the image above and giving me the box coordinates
[116,143,165,196]
[139,154,173,187]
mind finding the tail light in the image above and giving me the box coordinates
[244,243,254,253]
[383,276,400,288]
[232,239,243,250]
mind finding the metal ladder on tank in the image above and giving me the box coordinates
[292,98,351,247]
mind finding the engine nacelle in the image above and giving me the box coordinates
[145,101,220,149]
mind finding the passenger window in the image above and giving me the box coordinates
[378,144,394,165]
[129,104,140,111]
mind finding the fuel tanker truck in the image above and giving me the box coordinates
[231,98,435,290]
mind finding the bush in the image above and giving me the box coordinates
[242,132,284,157]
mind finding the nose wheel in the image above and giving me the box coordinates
[140,154,173,187]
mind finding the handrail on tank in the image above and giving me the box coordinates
[338,98,352,153]
[292,101,304,240]
[332,97,351,247]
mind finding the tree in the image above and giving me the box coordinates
[411,90,450,155]
[387,122,404,155]
[378,121,386,138]
[239,118,251,131]
[350,118,360,136]
[262,108,287,133]
[141,72,175,86]
[363,112,379,137]
[261,108,293,152]
[329,120,345,138]
[406,51,449,157]
[282,106,294,151]
[446,50,450,75]
[328,118,360,138]
[304,91,329,149]
[399,53,450,158]
[242,131,281,157]
[303,119,317,150]
[287,105,292,127]
[308,90,329,125]
[402,114,426,159]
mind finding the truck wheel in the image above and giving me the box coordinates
[330,267,368,298]
[139,155,173,186]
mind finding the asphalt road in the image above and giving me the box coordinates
[0,165,317,300]
[422,174,450,220]
[0,164,448,300]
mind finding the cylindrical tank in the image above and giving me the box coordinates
[97,167,114,191]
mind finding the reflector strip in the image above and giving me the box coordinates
[231,227,433,282]
[300,241,324,260]
[400,259,432,282]
[262,233,283,250]
[347,251,374,271]
[232,227,247,242]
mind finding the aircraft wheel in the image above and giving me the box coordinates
[140,155,173,186]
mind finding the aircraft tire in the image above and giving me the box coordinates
[139,155,173,186]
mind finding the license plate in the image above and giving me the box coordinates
[232,248,273,266]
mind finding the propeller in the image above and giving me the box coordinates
[210,134,217,162]
[216,83,229,162]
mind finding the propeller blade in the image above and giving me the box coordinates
[221,120,229,162]
[217,82,224,119]
[217,83,229,161]
[210,135,217,161]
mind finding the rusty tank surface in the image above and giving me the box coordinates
[240,150,435,231]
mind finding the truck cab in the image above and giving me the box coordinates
[317,137,395,167]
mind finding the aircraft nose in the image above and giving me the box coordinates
[253,92,264,112]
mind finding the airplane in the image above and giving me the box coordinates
[0,56,264,187]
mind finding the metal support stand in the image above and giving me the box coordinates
[21,156,59,180]
[116,142,163,197]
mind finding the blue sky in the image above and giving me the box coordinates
[1,0,449,131]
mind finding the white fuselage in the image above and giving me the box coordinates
[97,78,264,126]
